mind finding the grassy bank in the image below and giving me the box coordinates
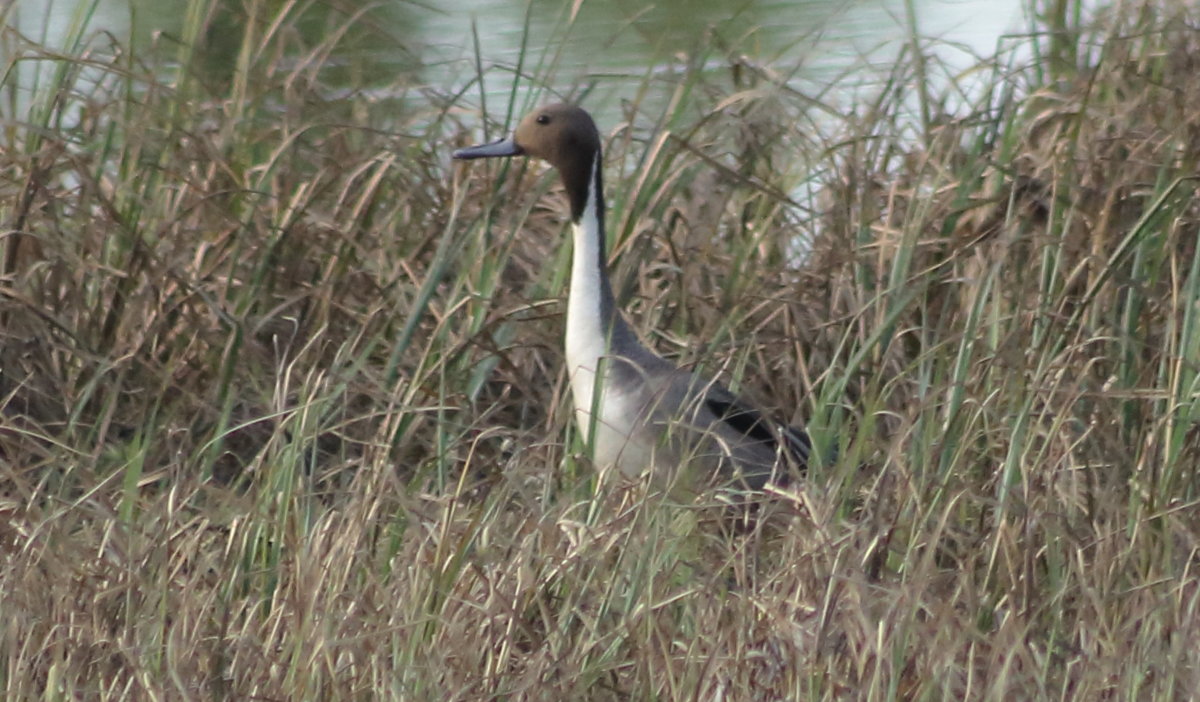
[3,0,1199,699]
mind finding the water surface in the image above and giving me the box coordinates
[12,0,1027,119]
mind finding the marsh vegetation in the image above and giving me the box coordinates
[2,0,1199,698]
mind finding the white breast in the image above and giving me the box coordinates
[563,172,653,474]
[567,362,652,474]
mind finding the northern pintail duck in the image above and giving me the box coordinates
[454,104,811,491]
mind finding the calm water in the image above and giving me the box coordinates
[14,0,1027,120]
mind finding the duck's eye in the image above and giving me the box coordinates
[536,114,550,125]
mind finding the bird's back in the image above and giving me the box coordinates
[594,354,809,491]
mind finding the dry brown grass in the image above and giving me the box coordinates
[3,0,1200,699]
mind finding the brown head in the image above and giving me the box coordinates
[454,104,603,221]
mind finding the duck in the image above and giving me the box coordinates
[453,103,810,492]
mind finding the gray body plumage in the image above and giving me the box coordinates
[596,348,809,490]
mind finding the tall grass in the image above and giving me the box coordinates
[3,0,1200,699]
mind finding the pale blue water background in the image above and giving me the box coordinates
[9,0,1029,121]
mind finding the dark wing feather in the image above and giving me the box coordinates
[703,388,811,469]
